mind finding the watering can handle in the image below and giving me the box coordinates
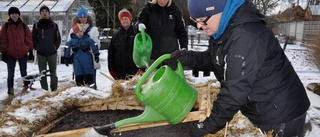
[135,54,171,100]
[141,27,146,49]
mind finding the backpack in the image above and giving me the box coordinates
[5,22,27,36]
[84,25,92,35]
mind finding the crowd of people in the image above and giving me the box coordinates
[0,0,311,137]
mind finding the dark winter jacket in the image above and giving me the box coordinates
[32,18,61,56]
[108,25,139,79]
[65,34,99,76]
[181,1,310,133]
[0,18,33,59]
[137,2,188,60]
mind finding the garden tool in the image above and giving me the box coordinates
[16,70,50,90]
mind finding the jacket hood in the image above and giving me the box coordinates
[229,1,266,29]
[212,1,267,44]
[72,15,94,26]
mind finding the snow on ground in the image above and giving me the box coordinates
[0,42,320,136]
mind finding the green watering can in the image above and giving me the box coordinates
[94,54,198,136]
[133,27,152,68]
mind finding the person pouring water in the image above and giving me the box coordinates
[168,0,310,137]
[135,0,188,65]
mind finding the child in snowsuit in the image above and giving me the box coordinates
[64,23,99,87]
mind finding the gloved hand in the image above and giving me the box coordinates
[167,49,188,69]
[1,53,8,63]
[80,45,91,52]
[138,23,146,31]
[163,59,178,70]
[94,55,99,63]
[190,122,214,137]
[64,58,70,67]
[109,69,117,80]
[71,46,79,52]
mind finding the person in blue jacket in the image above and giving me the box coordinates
[64,23,99,87]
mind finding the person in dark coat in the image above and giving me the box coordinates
[0,7,33,95]
[136,0,188,62]
[32,5,61,91]
[169,0,310,137]
[108,9,139,80]
[64,23,100,87]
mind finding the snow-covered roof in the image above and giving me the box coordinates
[309,5,320,15]
[0,0,75,13]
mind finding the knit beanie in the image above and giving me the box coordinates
[8,7,20,16]
[77,7,88,18]
[40,5,50,14]
[72,23,83,33]
[188,0,226,18]
[118,9,132,21]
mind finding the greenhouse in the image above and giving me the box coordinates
[0,0,95,43]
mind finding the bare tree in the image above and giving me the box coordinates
[251,0,280,15]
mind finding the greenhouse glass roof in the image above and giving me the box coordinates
[0,0,75,12]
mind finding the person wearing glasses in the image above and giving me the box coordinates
[169,0,310,137]
[136,0,188,64]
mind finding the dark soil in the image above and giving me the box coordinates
[49,109,193,137]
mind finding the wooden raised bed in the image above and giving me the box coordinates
[35,81,218,137]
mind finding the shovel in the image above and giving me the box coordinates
[132,27,152,68]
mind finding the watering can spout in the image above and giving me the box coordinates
[93,123,115,135]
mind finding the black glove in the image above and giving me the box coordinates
[167,49,188,69]
[71,46,79,52]
[64,58,70,67]
[171,49,188,64]
[1,53,8,63]
[93,123,116,136]
[94,55,99,63]
[163,59,178,70]
[190,122,211,137]
[80,45,91,52]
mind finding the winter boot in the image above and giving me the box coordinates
[75,75,84,86]
[7,88,14,96]
[84,74,94,87]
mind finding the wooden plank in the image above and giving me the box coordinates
[35,128,91,137]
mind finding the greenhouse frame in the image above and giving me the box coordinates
[0,0,95,43]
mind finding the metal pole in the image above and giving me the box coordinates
[114,3,116,29]
[107,0,109,27]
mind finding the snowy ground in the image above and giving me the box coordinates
[0,42,320,136]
